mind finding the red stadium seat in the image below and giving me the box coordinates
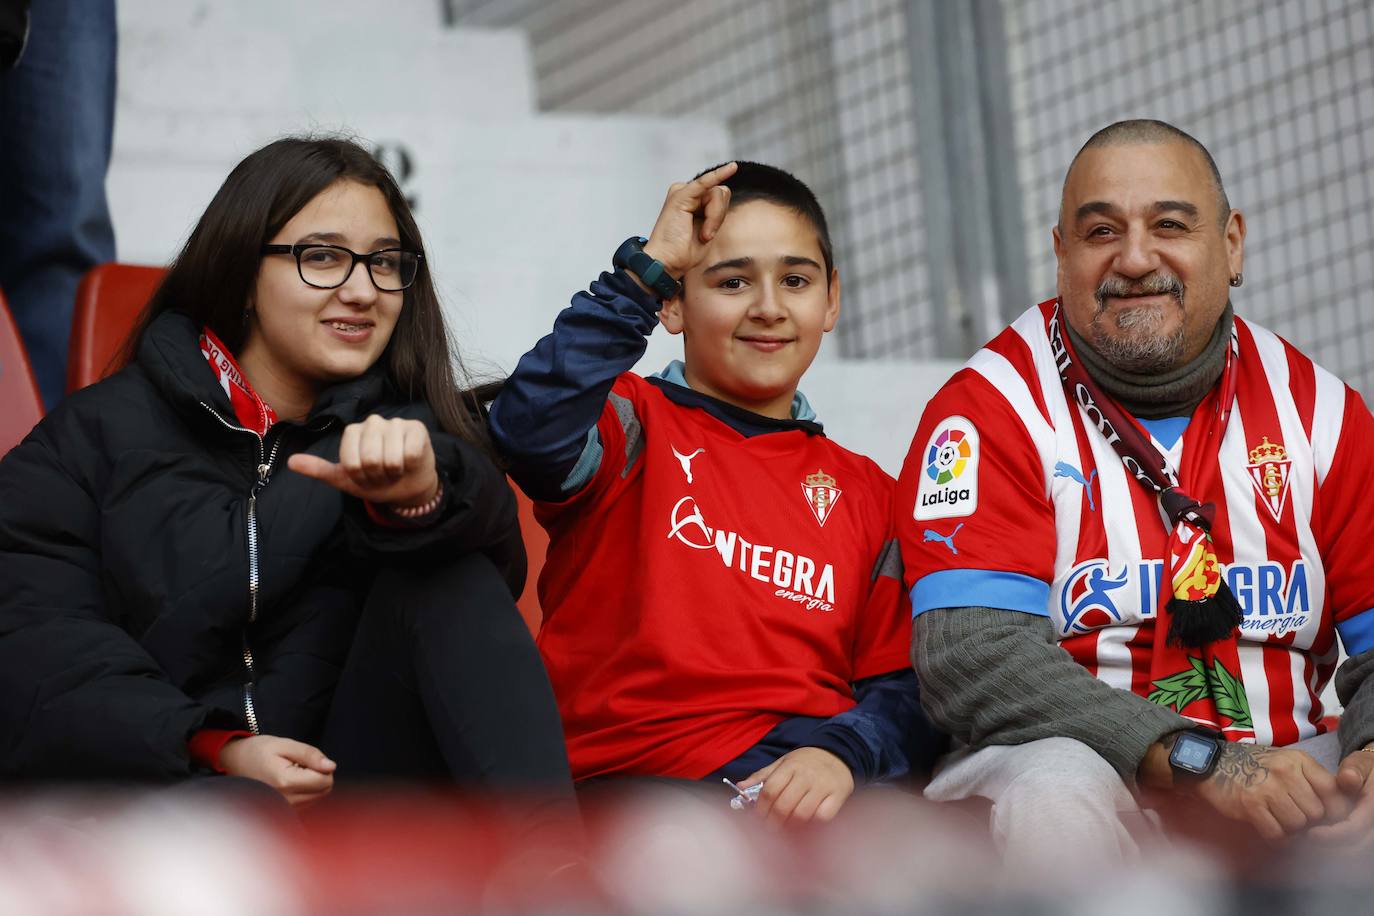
[66,262,166,392]
[0,287,45,456]
[513,485,548,635]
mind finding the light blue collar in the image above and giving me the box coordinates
[1138,415,1190,450]
[651,360,818,422]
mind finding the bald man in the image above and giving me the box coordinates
[894,119,1374,864]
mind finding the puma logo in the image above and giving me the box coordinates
[672,445,705,483]
[1054,461,1098,512]
[923,523,964,554]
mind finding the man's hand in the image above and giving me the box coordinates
[288,414,439,509]
[638,161,739,281]
[1307,746,1374,851]
[220,735,336,808]
[738,747,855,825]
[1191,742,1349,840]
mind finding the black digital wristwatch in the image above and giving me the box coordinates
[1168,726,1225,781]
[612,236,681,300]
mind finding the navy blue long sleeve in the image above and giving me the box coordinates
[804,668,944,782]
[709,668,943,785]
[488,269,661,501]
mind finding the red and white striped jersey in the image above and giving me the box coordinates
[897,301,1374,746]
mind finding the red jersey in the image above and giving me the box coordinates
[897,302,1374,746]
[535,373,910,780]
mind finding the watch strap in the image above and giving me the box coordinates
[613,236,681,300]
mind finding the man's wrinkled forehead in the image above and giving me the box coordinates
[1059,140,1223,228]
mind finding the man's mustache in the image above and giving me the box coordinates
[1094,273,1184,309]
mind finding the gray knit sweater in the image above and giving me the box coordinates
[914,608,1374,777]
[912,607,1188,781]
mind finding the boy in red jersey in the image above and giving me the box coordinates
[489,162,941,823]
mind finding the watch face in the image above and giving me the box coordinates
[1172,733,1219,774]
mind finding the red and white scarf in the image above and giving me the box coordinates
[199,328,278,435]
[1049,301,1244,650]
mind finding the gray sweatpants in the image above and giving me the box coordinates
[925,732,1342,868]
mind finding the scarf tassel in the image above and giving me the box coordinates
[1164,521,1243,648]
[1165,580,1244,648]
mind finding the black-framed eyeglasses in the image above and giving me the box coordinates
[261,243,423,292]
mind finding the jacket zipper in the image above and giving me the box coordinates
[199,402,284,735]
[241,440,284,733]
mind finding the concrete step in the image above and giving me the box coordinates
[117,10,535,120]
[108,110,731,374]
[118,0,447,33]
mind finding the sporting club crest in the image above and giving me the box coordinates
[802,468,842,527]
[1245,436,1291,523]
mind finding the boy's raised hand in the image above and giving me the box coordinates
[641,161,739,279]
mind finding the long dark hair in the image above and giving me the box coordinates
[121,136,492,448]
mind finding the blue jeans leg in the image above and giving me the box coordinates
[0,0,117,408]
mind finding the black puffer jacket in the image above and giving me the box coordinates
[0,312,523,781]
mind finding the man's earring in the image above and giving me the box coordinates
[1229,273,1243,288]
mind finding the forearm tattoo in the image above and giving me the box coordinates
[1212,743,1272,790]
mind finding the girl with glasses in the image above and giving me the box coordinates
[0,137,574,812]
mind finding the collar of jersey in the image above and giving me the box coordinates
[648,361,824,437]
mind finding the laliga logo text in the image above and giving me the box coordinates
[914,418,978,520]
[667,496,836,611]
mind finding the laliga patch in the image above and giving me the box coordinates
[914,416,979,521]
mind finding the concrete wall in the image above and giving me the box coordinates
[107,1,956,474]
